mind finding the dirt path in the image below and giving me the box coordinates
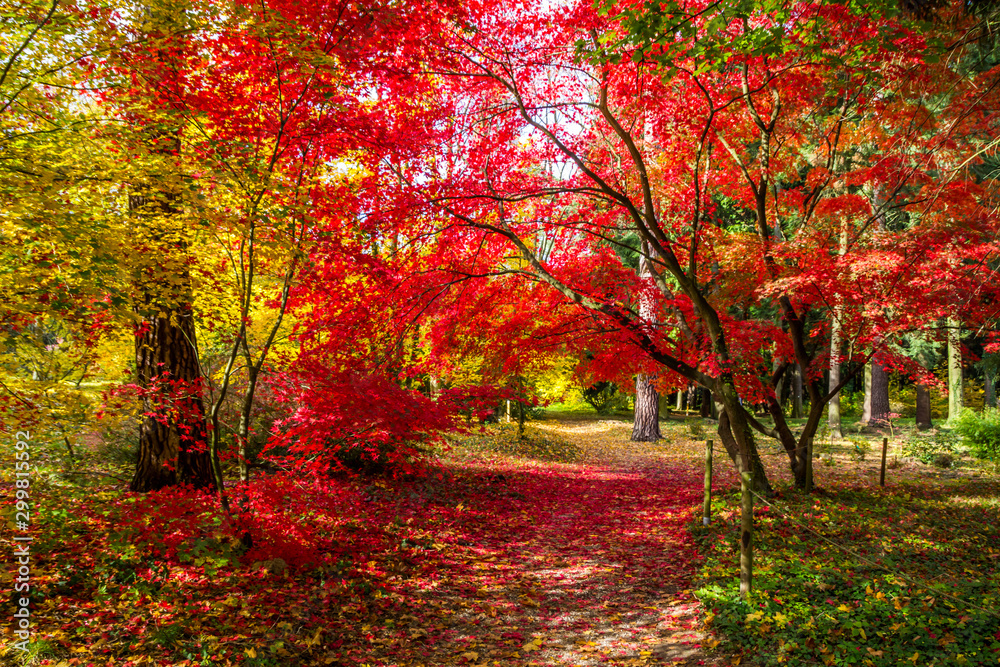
[353,419,725,666]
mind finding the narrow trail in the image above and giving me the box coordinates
[361,419,726,666]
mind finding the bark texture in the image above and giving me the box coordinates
[631,374,662,441]
[718,409,772,496]
[791,364,803,419]
[869,359,891,426]
[947,319,963,424]
[631,241,661,441]
[827,318,843,438]
[131,306,213,492]
[915,383,933,430]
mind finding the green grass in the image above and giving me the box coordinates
[693,476,1000,666]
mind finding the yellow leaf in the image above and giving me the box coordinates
[837,604,852,613]
[305,627,323,647]
[246,648,257,659]
[909,652,920,665]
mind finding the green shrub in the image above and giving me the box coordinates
[839,390,864,419]
[955,408,1000,460]
[581,381,628,414]
[902,430,960,465]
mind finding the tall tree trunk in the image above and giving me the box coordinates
[129,196,213,492]
[791,364,803,419]
[131,306,213,491]
[828,224,847,438]
[700,386,711,418]
[862,363,872,424]
[773,358,785,416]
[828,315,844,438]
[947,318,963,424]
[127,7,212,493]
[632,374,661,441]
[631,241,661,441]
[718,408,772,495]
[869,359,891,426]
[915,383,933,430]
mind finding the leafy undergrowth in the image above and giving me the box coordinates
[1,419,722,666]
[696,435,1000,666]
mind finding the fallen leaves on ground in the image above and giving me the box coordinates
[0,417,722,666]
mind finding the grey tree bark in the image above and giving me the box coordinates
[862,363,872,424]
[947,318,963,424]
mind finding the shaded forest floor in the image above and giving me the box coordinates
[2,414,999,666]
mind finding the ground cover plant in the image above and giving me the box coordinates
[694,423,1000,666]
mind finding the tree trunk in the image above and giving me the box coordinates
[718,408,772,495]
[773,358,785,416]
[791,364,804,419]
[828,316,844,438]
[915,383,933,430]
[700,386,711,418]
[947,318,963,424]
[632,374,662,441]
[631,241,661,441]
[862,363,872,424]
[127,3,212,493]
[869,359,891,426]
[675,389,683,411]
[129,230,213,492]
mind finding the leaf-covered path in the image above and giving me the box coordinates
[345,417,725,667]
[2,417,732,666]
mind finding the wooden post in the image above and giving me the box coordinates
[805,437,813,493]
[740,470,753,598]
[703,440,713,526]
[880,436,888,487]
